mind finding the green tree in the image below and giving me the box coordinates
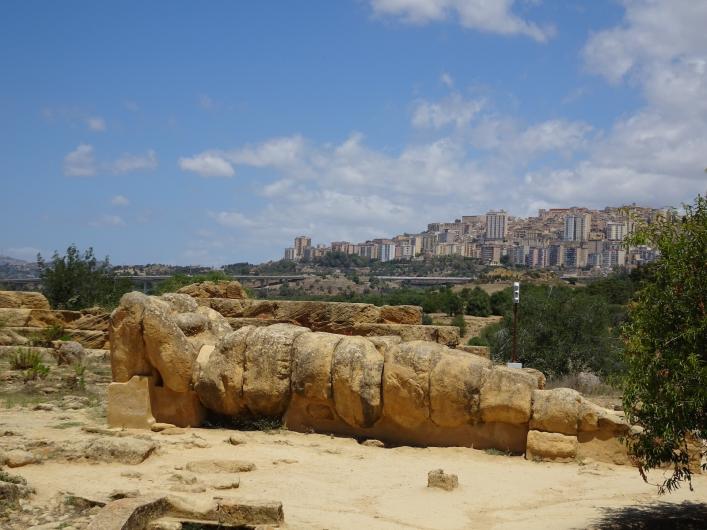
[37,245,132,310]
[451,313,466,336]
[487,285,621,377]
[490,288,513,316]
[621,194,707,493]
[465,287,491,316]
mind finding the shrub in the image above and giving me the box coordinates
[23,361,50,382]
[490,288,513,316]
[465,287,491,316]
[421,314,433,325]
[9,348,43,370]
[467,336,487,346]
[451,314,466,336]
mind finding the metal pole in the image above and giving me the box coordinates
[512,302,518,364]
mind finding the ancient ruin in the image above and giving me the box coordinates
[106,283,632,465]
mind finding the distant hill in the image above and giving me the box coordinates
[0,255,29,266]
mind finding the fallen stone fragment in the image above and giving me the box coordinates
[226,434,247,445]
[208,476,241,489]
[160,427,188,435]
[361,439,385,448]
[427,469,458,491]
[82,438,158,465]
[150,423,176,432]
[147,519,183,530]
[32,403,55,411]
[65,493,107,510]
[3,449,40,468]
[86,496,170,530]
[185,459,256,473]
[526,430,578,462]
[109,489,141,500]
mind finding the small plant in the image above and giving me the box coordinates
[23,360,50,382]
[9,348,43,370]
[65,360,88,389]
[451,313,466,336]
[421,313,433,325]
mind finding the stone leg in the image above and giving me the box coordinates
[107,375,156,429]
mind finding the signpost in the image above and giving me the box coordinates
[508,282,522,369]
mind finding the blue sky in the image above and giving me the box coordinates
[1,0,705,264]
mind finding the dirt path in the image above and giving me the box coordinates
[2,405,706,529]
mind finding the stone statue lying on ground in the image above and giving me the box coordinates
[108,291,632,464]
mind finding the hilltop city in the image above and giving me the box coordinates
[283,204,668,272]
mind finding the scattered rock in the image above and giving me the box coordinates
[361,439,385,448]
[160,427,188,436]
[33,403,56,411]
[52,341,86,365]
[169,473,198,485]
[185,459,256,474]
[168,484,207,493]
[148,519,183,530]
[208,476,241,490]
[120,471,143,479]
[82,438,158,465]
[150,423,176,432]
[3,449,40,468]
[273,458,298,465]
[427,469,458,491]
[0,479,34,503]
[226,434,247,445]
[64,493,107,510]
[108,489,141,500]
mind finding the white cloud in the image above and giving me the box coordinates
[90,214,126,227]
[370,0,554,42]
[178,153,235,178]
[111,150,158,174]
[198,94,215,110]
[111,194,130,206]
[64,144,96,177]
[86,116,106,131]
[523,0,707,209]
[123,100,139,112]
[440,72,454,88]
[412,94,485,129]
[211,211,255,228]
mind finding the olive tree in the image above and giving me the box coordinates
[621,194,707,492]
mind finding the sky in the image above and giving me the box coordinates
[1,0,706,265]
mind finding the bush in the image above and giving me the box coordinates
[487,285,622,378]
[421,314,433,325]
[9,348,44,370]
[29,324,70,347]
[465,287,491,316]
[490,288,513,316]
[23,361,50,382]
[38,245,132,310]
[451,314,466,336]
[467,336,487,346]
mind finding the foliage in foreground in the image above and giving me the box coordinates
[37,245,132,310]
[621,194,707,493]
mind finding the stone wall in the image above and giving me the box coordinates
[0,291,110,349]
[107,292,632,464]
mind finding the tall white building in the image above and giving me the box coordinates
[563,214,591,242]
[485,210,507,240]
[606,222,626,241]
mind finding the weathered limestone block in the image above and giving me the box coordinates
[383,341,444,429]
[352,323,460,347]
[242,323,309,417]
[530,388,582,435]
[175,312,209,335]
[110,292,151,382]
[291,331,342,401]
[427,469,459,491]
[272,300,382,333]
[194,327,253,416]
[331,336,384,428]
[526,430,578,462]
[430,350,491,428]
[177,280,249,300]
[0,291,50,309]
[142,299,196,392]
[379,305,422,324]
[160,292,199,313]
[479,367,536,424]
[522,367,546,390]
[107,375,156,429]
[456,344,490,359]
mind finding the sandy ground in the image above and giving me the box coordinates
[2,404,706,530]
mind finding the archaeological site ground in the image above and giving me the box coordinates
[1,283,705,529]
